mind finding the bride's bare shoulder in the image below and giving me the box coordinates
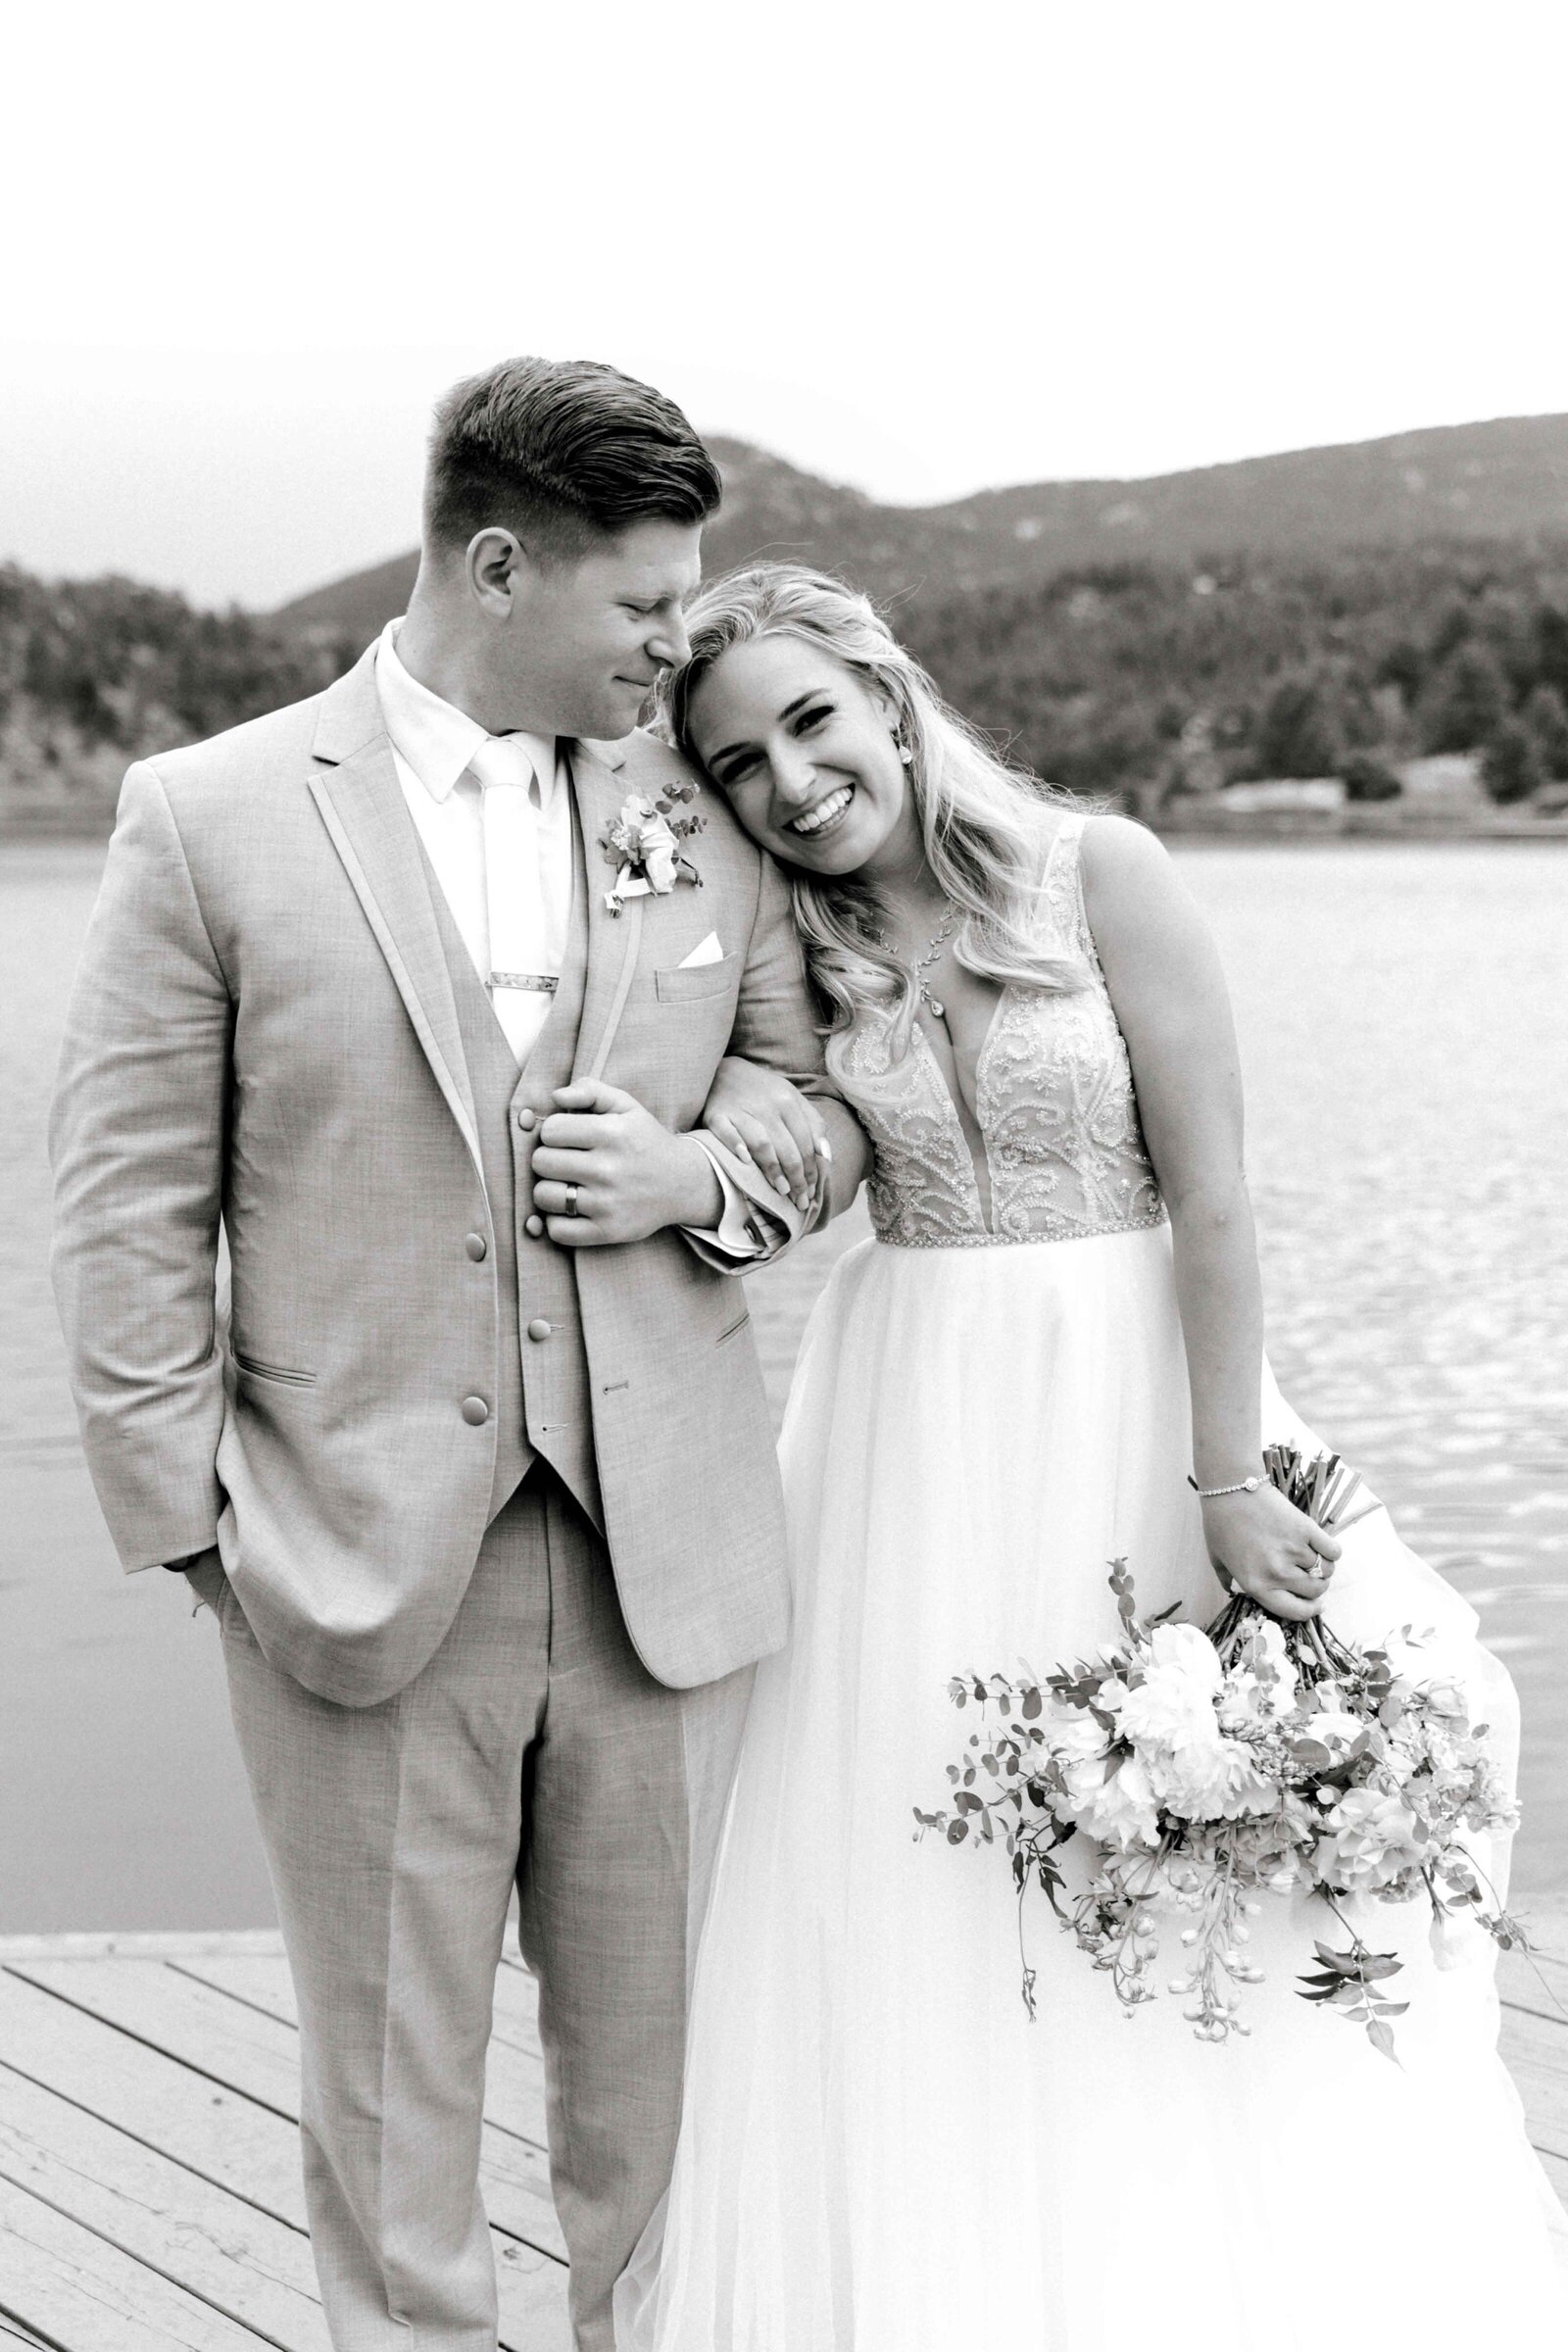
[1072,809,1179,909]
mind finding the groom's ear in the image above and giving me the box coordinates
[466,527,530,619]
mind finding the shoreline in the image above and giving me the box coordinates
[7,808,1568,849]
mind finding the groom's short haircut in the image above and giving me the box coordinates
[425,357,722,564]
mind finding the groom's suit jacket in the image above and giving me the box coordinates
[50,646,861,1707]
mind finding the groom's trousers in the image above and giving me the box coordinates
[199,1464,753,2352]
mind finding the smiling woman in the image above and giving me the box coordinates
[620,563,1568,2349]
[657,563,1084,1044]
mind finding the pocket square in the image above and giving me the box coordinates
[677,931,724,968]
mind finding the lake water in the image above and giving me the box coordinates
[3,840,1565,1930]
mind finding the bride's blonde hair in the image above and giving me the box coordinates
[656,564,1088,1038]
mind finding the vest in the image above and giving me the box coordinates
[417,811,603,1531]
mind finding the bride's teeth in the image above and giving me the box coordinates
[791,786,852,836]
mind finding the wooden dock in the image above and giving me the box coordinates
[0,1904,1565,2350]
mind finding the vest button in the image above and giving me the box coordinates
[526,1318,553,1343]
[461,1395,490,1425]
[465,1233,487,1262]
[523,1214,545,1240]
[514,1106,537,1132]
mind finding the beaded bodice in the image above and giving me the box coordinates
[825,814,1165,1249]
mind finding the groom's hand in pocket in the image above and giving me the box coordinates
[531,1080,724,1246]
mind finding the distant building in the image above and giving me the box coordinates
[1218,778,1347,815]
[1395,753,1486,813]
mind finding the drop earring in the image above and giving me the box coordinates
[895,733,913,766]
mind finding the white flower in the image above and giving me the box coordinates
[1152,1738,1277,1823]
[1046,1707,1110,1766]
[1217,1618,1298,1730]
[1422,1679,1471,1723]
[1315,1788,1431,1892]
[1115,1625,1224,1749]
[602,793,700,913]
[1074,1750,1161,1850]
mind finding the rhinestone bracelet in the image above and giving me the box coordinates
[1187,1474,1262,1498]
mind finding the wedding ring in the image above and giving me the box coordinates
[563,1183,582,1218]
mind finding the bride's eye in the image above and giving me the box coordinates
[794,705,833,734]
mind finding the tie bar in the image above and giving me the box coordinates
[488,972,560,994]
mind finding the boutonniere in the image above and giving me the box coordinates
[601,783,705,915]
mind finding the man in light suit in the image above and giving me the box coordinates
[50,357,866,2350]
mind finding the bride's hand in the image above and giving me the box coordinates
[702,1055,830,1217]
[1200,1483,1342,1621]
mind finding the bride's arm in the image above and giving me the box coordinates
[1079,813,1339,1621]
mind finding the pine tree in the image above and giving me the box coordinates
[1253,677,1340,778]
[1534,604,1568,701]
[1481,718,1547,806]
[1420,645,1508,755]
[1521,683,1568,778]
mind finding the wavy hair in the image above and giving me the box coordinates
[656,564,1089,1040]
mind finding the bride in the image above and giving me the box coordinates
[614,564,1566,2348]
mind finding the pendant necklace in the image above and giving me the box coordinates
[880,899,959,1019]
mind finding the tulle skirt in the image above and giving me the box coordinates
[616,1224,1567,2349]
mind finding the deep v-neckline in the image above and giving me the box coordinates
[897,816,1077,1232]
[910,988,1010,1232]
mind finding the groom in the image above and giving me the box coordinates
[50,357,865,2350]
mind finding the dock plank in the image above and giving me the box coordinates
[0,2061,329,2350]
[177,1949,545,2067]
[1499,2006,1568,2161]
[0,2316,56,2349]
[0,1967,563,2263]
[10,1960,299,2117]
[0,2173,270,2351]
[12,1956,549,2150]
[0,1968,307,2221]
[1,1921,1562,2348]
[166,1955,296,2029]
[0,1971,567,2349]
[1498,1944,1568,2030]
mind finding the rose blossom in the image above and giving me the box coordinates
[1315,1788,1432,1892]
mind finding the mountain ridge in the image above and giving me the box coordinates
[272,412,1568,644]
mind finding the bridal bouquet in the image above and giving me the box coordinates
[916,1446,1521,2057]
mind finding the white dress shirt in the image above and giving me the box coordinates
[373,620,761,1256]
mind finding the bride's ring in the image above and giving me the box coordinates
[563,1183,582,1218]
[1307,1558,1330,1581]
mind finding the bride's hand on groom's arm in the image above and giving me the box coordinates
[701,1056,830,1218]
[531,1080,723,1246]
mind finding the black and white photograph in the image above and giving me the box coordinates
[3,3,1568,2345]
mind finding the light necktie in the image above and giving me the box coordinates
[469,733,557,1060]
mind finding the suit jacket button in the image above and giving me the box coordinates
[461,1395,490,1425]
[515,1106,537,1132]
[526,1318,553,1343]
[523,1214,545,1240]
[465,1233,488,1261]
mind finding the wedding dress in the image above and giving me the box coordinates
[615,812,1567,2349]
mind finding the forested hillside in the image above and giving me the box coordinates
[904,542,1568,800]
[10,482,1568,833]
[0,568,356,829]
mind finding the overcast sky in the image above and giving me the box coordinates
[4,0,1566,608]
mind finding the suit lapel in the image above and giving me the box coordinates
[306,655,482,1179]
[567,737,645,1085]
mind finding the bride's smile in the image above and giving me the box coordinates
[686,631,921,879]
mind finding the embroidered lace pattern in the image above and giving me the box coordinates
[825,814,1166,1249]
